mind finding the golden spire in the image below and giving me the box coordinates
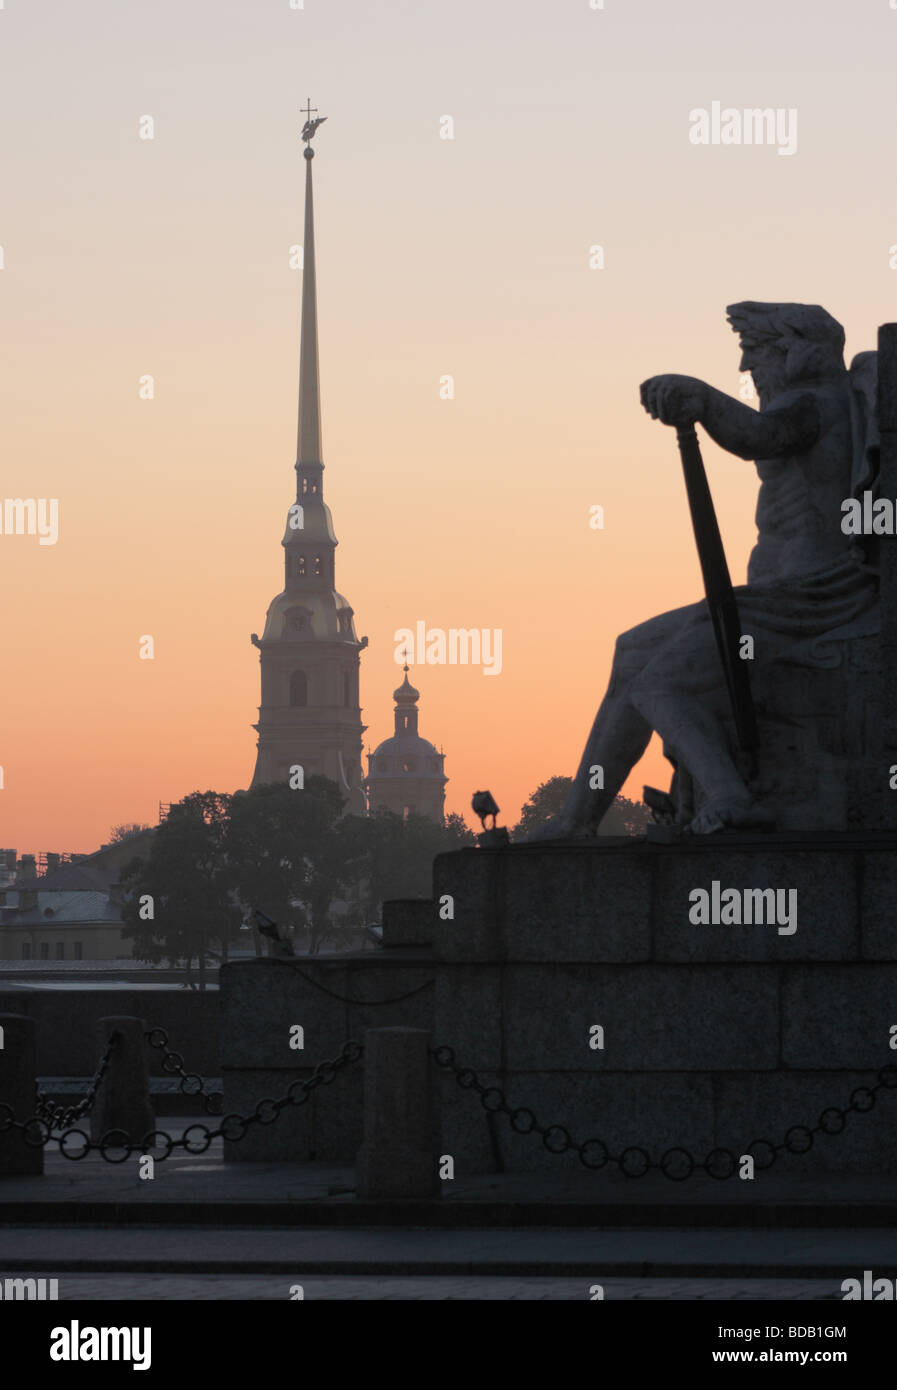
[297,100,325,471]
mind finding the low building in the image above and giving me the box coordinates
[0,833,155,962]
[0,888,128,961]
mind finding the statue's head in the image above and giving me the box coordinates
[726,302,846,402]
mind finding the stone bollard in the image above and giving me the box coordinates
[355,1027,439,1199]
[90,1017,154,1147]
[0,1012,43,1176]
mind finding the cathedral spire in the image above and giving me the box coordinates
[297,100,326,473]
[250,105,366,811]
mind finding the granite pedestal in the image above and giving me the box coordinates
[220,837,897,1176]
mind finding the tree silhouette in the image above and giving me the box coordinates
[120,779,479,966]
[119,792,239,989]
[513,776,651,839]
[108,822,151,844]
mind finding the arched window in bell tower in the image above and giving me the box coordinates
[313,555,324,577]
[289,670,308,707]
[343,670,351,706]
[295,554,307,577]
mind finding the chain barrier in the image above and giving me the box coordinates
[430,1045,897,1182]
[33,1030,121,1132]
[143,1027,224,1117]
[1,1040,363,1163]
[17,1033,895,1179]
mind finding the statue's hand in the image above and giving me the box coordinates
[640,374,708,427]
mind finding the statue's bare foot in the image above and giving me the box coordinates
[688,794,775,836]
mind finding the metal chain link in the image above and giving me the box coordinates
[1,1040,364,1162]
[143,1026,224,1116]
[430,1045,897,1182]
[33,1030,121,1132]
[18,1033,893,1179]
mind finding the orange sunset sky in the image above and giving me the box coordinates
[2,0,896,855]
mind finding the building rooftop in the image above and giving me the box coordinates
[0,890,122,926]
[37,862,113,893]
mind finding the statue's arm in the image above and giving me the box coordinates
[700,386,819,460]
[640,375,820,460]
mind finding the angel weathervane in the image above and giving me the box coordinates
[300,98,327,143]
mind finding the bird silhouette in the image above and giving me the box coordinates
[254,909,295,957]
[471,790,500,831]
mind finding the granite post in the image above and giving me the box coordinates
[0,1012,43,1176]
[90,1017,154,1146]
[877,322,897,828]
[355,1027,440,1198]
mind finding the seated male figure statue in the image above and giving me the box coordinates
[547,302,879,838]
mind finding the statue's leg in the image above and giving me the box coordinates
[629,615,773,833]
[563,688,654,832]
[537,607,697,837]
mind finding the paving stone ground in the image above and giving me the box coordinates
[2,1122,895,1215]
[3,1223,893,1275]
[3,1119,892,1304]
[46,1275,844,1300]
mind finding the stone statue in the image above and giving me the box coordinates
[545,303,882,838]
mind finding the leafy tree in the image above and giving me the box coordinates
[512,776,651,839]
[227,775,356,955]
[108,822,151,843]
[351,810,474,920]
[445,812,476,845]
[613,795,653,836]
[513,776,572,838]
[120,777,479,969]
[119,792,239,989]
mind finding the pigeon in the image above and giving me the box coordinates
[471,790,500,831]
[253,909,295,957]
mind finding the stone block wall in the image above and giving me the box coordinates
[429,841,897,1173]
[219,838,897,1174]
[220,955,434,1162]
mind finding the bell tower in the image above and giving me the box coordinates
[364,667,448,822]
[250,106,367,810]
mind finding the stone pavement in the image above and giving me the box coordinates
[2,1224,895,1278]
[2,1119,896,1227]
[43,1275,844,1300]
[2,1117,894,1298]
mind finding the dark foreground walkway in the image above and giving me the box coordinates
[23,1275,846,1301]
[1,1119,893,1300]
[2,1119,896,1227]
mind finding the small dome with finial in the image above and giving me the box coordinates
[364,665,447,814]
[393,663,420,706]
